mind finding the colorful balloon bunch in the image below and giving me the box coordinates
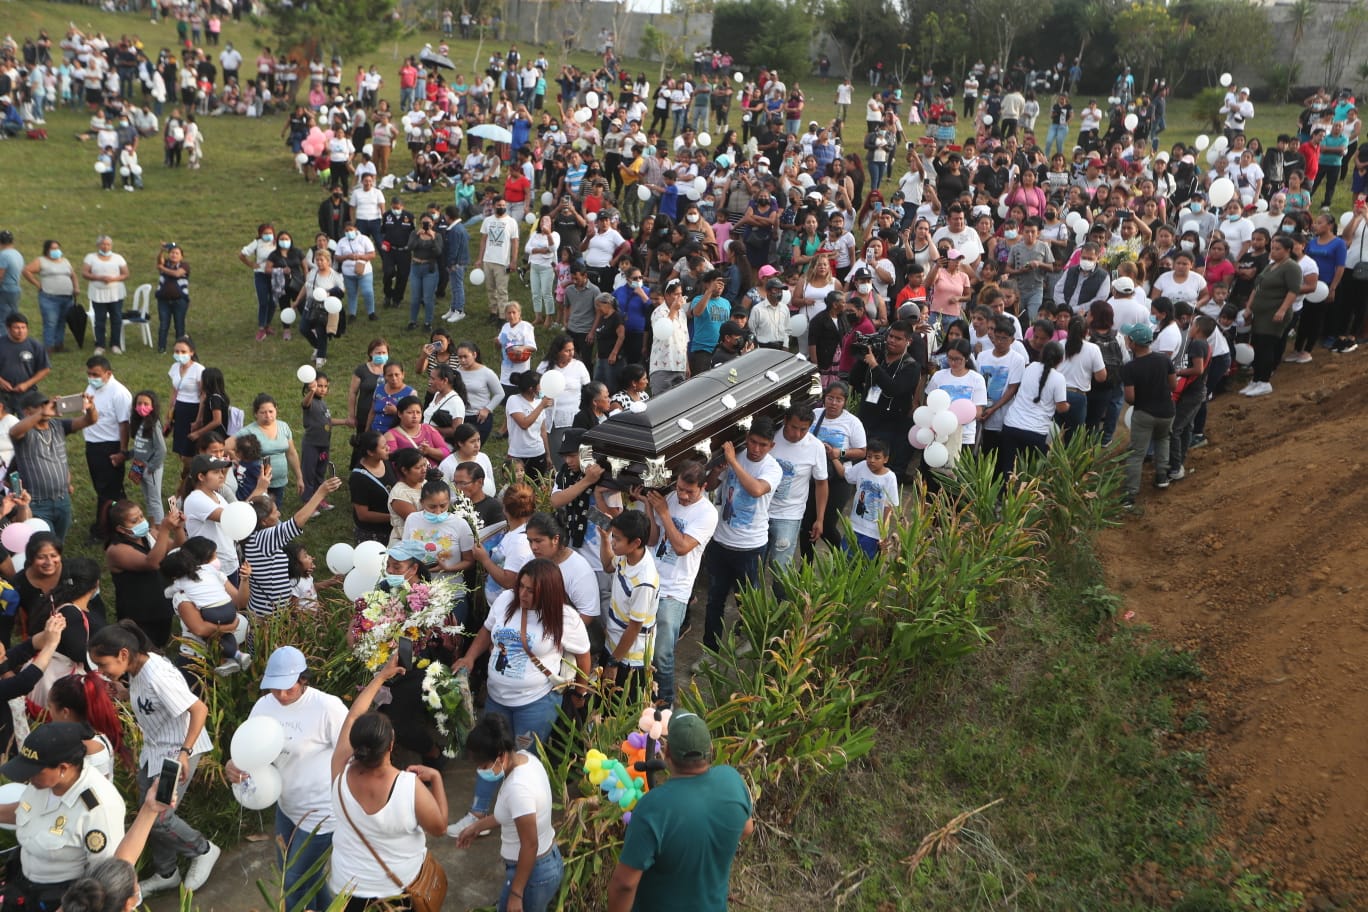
[584,749,646,814]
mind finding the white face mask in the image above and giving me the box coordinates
[1078,258,1097,273]
[686,213,699,223]
[857,283,872,295]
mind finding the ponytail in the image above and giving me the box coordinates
[1065,316,1085,359]
[1034,341,1065,403]
[89,619,156,660]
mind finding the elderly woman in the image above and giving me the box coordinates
[22,240,80,353]
[328,653,448,910]
[81,235,130,356]
[237,394,305,508]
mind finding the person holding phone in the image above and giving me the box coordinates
[10,389,99,544]
[87,621,220,897]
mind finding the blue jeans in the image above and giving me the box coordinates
[0,289,19,322]
[1086,385,1124,445]
[766,517,802,568]
[702,542,764,651]
[157,297,188,351]
[253,272,274,329]
[400,87,414,112]
[344,271,376,317]
[471,691,562,813]
[672,108,686,135]
[409,262,439,325]
[1045,123,1068,158]
[38,291,72,349]
[447,264,466,314]
[275,809,333,912]
[30,496,72,544]
[498,845,563,912]
[868,159,886,189]
[653,595,688,706]
[1056,389,1088,442]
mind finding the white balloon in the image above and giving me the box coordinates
[232,764,282,811]
[354,540,388,578]
[1074,225,1088,243]
[932,410,959,437]
[926,389,952,413]
[343,567,378,601]
[525,211,538,225]
[1194,134,1210,152]
[541,191,554,206]
[698,132,711,147]
[539,371,566,398]
[693,176,707,195]
[574,107,592,124]
[1206,146,1223,167]
[912,405,934,428]
[313,287,328,302]
[1341,211,1355,229]
[1212,135,1228,152]
[324,296,343,314]
[469,268,486,285]
[10,554,24,572]
[585,90,600,109]
[637,185,652,201]
[1122,406,1133,429]
[780,289,792,308]
[924,442,950,469]
[296,364,317,384]
[94,162,108,174]
[915,426,936,446]
[734,72,745,83]
[1180,220,1199,236]
[982,114,993,125]
[219,501,258,541]
[231,717,286,770]
[788,314,809,337]
[997,203,1009,219]
[1307,281,1329,303]
[119,166,130,177]
[1123,113,1138,132]
[294,152,308,165]
[1208,177,1235,209]
[1256,198,1269,213]
[651,317,675,339]
[684,188,700,201]
[280,307,298,325]
[23,517,51,533]
[1234,342,1255,366]
[326,542,356,574]
[362,143,373,157]
[1219,72,1232,87]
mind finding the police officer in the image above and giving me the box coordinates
[0,723,127,912]
[380,195,415,309]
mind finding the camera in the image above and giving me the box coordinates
[848,327,888,359]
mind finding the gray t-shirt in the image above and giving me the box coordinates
[564,281,602,334]
[1007,239,1054,294]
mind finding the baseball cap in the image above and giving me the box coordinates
[260,646,307,690]
[16,390,46,412]
[765,277,787,291]
[757,264,778,279]
[0,723,88,781]
[945,248,964,260]
[188,454,233,477]
[666,712,712,761]
[558,428,586,456]
[897,302,921,321]
[1112,277,1136,294]
[387,540,430,563]
[1123,322,1155,345]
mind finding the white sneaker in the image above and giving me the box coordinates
[214,658,242,677]
[93,347,105,356]
[1240,382,1261,396]
[1248,382,1273,397]
[184,842,221,892]
[236,652,252,671]
[111,346,122,355]
[139,871,181,897]
[447,811,492,839]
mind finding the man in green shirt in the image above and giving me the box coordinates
[608,713,754,912]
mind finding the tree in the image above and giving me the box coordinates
[1287,0,1315,66]
[254,0,401,61]
[824,0,900,86]
[1321,4,1368,87]
[1180,0,1272,86]
[1112,3,1180,87]
[712,0,812,78]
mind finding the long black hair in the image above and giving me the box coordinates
[1065,316,1087,359]
[1034,341,1065,403]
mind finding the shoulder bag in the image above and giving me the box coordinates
[335,773,448,912]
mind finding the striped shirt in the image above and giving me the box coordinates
[131,652,212,774]
[243,519,301,616]
[15,420,76,501]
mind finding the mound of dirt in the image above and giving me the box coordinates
[1099,354,1368,909]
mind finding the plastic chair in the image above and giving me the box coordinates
[124,283,153,349]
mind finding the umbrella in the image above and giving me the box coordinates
[419,48,455,70]
[468,123,513,144]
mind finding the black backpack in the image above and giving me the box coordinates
[1091,329,1124,389]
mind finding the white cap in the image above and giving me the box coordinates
[1113,277,1136,294]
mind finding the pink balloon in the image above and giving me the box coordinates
[949,398,978,426]
[1,522,33,555]
[908,427,929,449]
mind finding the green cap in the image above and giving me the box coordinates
[667,712,711,761]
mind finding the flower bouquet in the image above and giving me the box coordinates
[1102,239,1140,273]
[419,660,477,757]
[349,576,468,672]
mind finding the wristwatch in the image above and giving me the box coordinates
[839,448,846,460]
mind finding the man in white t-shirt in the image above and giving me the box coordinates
[478,198,520,318]
[643,464,718,706]
[1108,277,1151,332]
[931,205,984,271]
[699,419,784,660]
[765,406,828,570]
[223,647,347,911]
[977,316,1028,454]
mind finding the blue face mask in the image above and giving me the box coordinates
[173,353,191,364]
[383,574,408,589]
[130,520,150,538]
[88,377,105,390]
[475,763,505,783]
[372,353,389,365]
[1279,224,1294,233]
[1189,202,1202,212]
[421,510,446,523]
[261,234,274,245]
[280,239,292,249]
[1004,229,1019,241]
[48,249,62,260]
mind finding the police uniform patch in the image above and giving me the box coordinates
[79,789,100,811]
[85,830,107,853]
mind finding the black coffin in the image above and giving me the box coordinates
[581,349,822,490]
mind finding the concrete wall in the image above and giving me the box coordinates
[503,0,714,66]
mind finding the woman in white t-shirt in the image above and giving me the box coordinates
[453,713,565,912]
[82,236,130,355]
[1150,298,1183,359]
[1057,317,1108,441]
[1150,252,1207,308]
[998,341,1068,477]
[327,655,448,908]
[525,218,560,328]
[166,339,204,467]
[924,339,988,458]
[179,453,241,581]
[505,371,553,478]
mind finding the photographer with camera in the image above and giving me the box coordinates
[849,319,928,481]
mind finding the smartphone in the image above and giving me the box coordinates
[397,636,414,671]
[167,495,180,514]
[156,757,180,804]
[55,394,85,417]
[7,473,20,497]
[324,461,337,480]
[586,506,612,531]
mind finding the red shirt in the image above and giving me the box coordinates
[400,64,418,89]
[1299,141,1320,181]
[503,172,531,204]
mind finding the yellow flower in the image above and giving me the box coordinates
[417,658,432,669]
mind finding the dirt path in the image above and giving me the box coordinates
[1098,350,1368,908]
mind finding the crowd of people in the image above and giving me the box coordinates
[1,6,1367,910]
